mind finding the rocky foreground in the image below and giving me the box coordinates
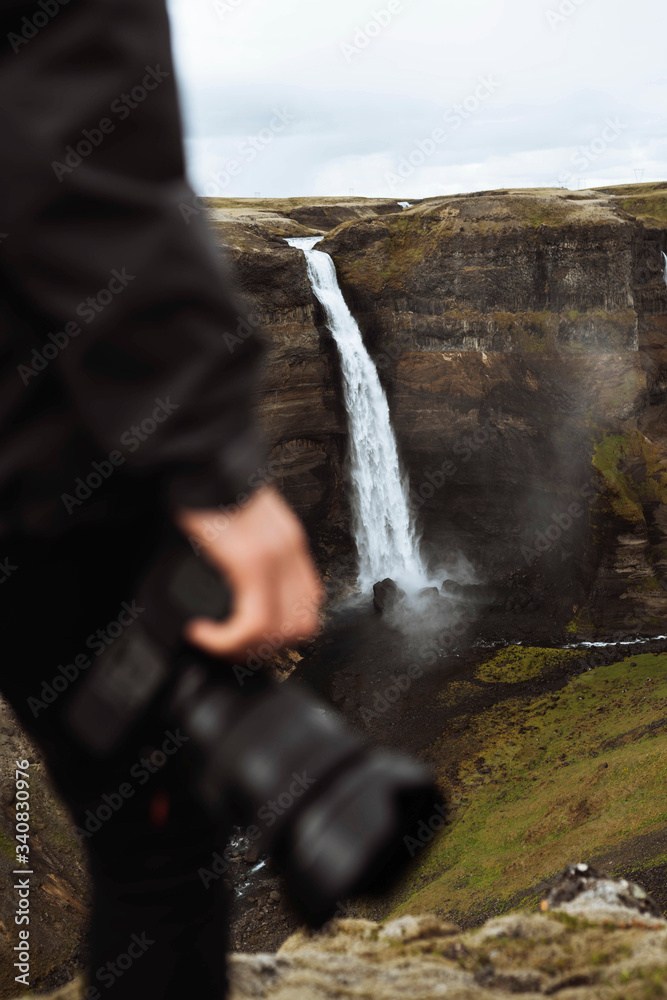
[3,186,667,994]
[16,868,667,1000]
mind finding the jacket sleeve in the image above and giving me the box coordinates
[0,0,268,511]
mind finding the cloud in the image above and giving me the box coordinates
[167,0,667,197]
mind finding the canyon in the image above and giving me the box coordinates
[211,184,667,637]
[2,184,667,996]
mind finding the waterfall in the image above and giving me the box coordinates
[662,251,667,286]
[286,236,432,594]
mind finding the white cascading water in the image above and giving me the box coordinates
[287,236,432,594]
[662,251,667,286]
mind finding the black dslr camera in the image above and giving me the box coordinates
[65,527,443,925]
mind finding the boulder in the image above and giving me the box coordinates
[372,578,406,613]
[541,863,663,921]
[16,867,667,1000]
[417,587,441,601]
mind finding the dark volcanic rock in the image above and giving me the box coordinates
[210,188,667,637]
[313,189,667,637]
[284,199,408,233]
[441,581,505,610]
[209,217,355,579]
[373,578,406,613]
[417,586,440,600]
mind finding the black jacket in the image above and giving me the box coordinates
[0,0,266,540]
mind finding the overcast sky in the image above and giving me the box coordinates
[166,0,665,199]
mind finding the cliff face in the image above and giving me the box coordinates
[2,192,667,997]
[317,190,640,352]
[207,195,411,237]
[214,188,667,636]
[208,216,361,580]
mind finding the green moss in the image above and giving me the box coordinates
[608,369,644,412]
[511,313,553,353]
[476,646,581,684]
[592,430,667,526]
[337,254,387,296]
[595,181,667,227]
[389,653,667,922]
[593,433,642,523]
[625,850,667,876]
[564,609,600,639]
[509,197,571,229]
[551,911,596,932]
[633,578,664,594]
[330,215,439,295]
[617,194,667,229]
[621,967,667,999]
[437,679,481,707]
[378,217,433,290]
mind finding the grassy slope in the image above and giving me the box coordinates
[204,195,402,212]
[389,650,667,924]
[596,181,667,228]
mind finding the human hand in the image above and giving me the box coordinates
[175,485,324,660]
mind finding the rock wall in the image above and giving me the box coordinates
[209,217,357,581]
[2,190,667,998]
[215,189,667,636]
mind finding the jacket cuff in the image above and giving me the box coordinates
[165,424,270,512]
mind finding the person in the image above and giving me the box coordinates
[0,0,323,996]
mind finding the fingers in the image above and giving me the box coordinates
[183,545,323,660]
[177,487,325,662]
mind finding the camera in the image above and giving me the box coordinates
[64,526,444,925]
